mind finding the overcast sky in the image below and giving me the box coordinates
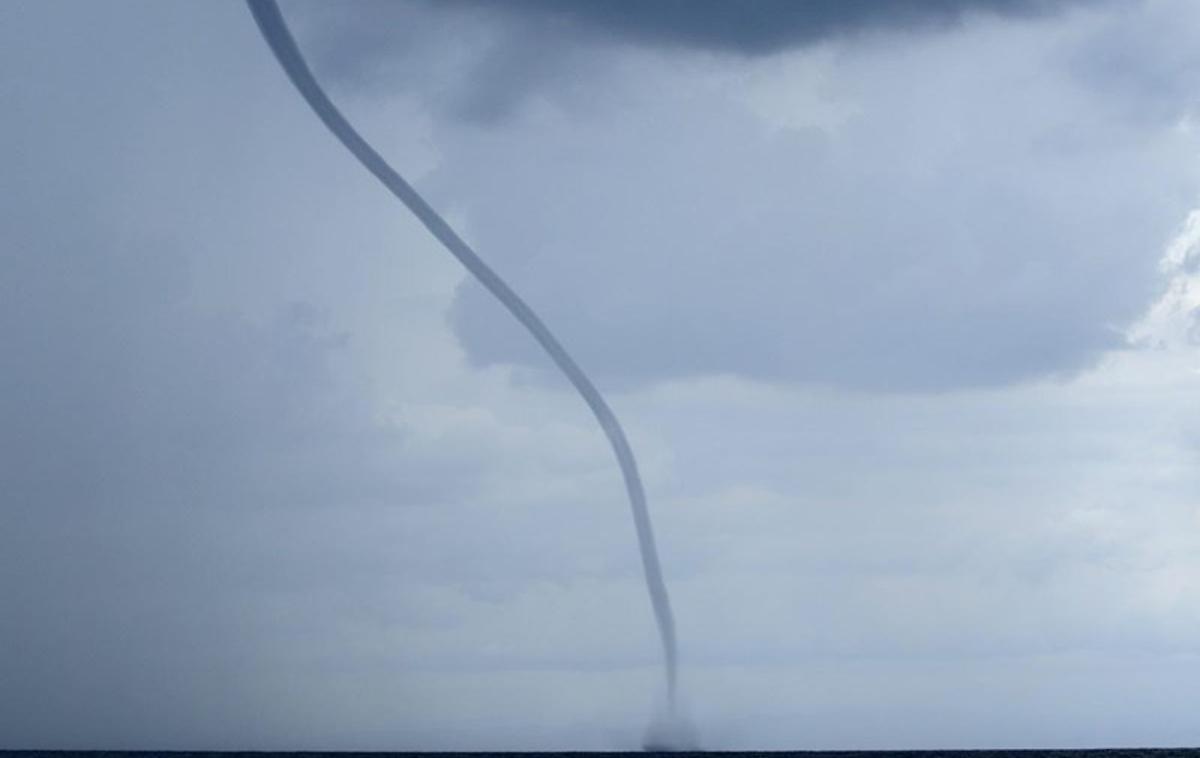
[3,0,1200,751]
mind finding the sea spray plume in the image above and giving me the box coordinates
[244,0,685,731]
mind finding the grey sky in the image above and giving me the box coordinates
[3,0,1200,751]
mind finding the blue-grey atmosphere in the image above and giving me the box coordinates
[3,0,1200,751]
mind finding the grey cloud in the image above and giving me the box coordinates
[437,17,1198,391]
[295,0,1086,123]
[1060,1,1200,127]
[292,0,1200,393]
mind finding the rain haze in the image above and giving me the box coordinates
[3,0,1200,751]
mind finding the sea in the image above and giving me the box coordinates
[3,751,1200,758]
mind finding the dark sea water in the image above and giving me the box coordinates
[3,751,1200,758]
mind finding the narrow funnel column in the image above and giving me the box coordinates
[245,0,680,713]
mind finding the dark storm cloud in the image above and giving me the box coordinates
[448,0,1078,55]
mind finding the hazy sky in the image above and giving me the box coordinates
[3,0,1200,750]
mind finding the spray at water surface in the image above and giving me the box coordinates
[245,0,687,743]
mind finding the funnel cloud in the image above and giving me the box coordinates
[245,0,680,722]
